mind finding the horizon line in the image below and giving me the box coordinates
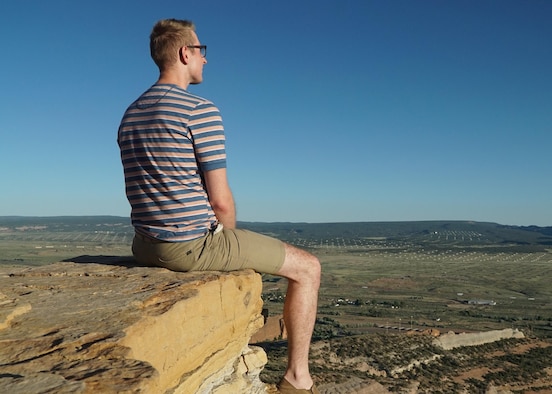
[0,215,549,228]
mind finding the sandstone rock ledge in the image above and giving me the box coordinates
[0,258,269,393]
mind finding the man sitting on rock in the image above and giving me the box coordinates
[117,19,321,394]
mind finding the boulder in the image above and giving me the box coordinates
[0,258,268,393]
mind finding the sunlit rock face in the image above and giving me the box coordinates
[0,260,268,393]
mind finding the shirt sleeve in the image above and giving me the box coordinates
[188,101,227,172]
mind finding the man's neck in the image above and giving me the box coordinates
[157,70,190,90]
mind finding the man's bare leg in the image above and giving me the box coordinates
[276,243,321,390]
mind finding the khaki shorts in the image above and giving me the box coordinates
[132,226,285,275]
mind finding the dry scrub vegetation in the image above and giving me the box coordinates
[259,333,552,393]
[257,221,552,393]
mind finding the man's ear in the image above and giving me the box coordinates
[179,46,189,64]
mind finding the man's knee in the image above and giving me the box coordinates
[280,243,321,284]
[307,254,321,282]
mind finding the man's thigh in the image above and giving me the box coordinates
[133,228,285,274]
[199,228,285,274]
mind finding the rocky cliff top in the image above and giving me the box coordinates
[0,257,268,393]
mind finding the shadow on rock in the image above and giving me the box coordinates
[62,255,154,268]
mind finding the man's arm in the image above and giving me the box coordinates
[203,168,236,229]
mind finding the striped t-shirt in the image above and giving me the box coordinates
[117,84,226,241]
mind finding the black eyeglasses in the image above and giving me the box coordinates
[187,45,207,58]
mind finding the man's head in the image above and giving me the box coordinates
[150,19,207,84]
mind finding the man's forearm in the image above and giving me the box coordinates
[203,168,237,229]
[211,197,236,229]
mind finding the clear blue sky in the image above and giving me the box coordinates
[1,1,550,226]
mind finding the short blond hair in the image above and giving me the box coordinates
[150,19,196,70]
